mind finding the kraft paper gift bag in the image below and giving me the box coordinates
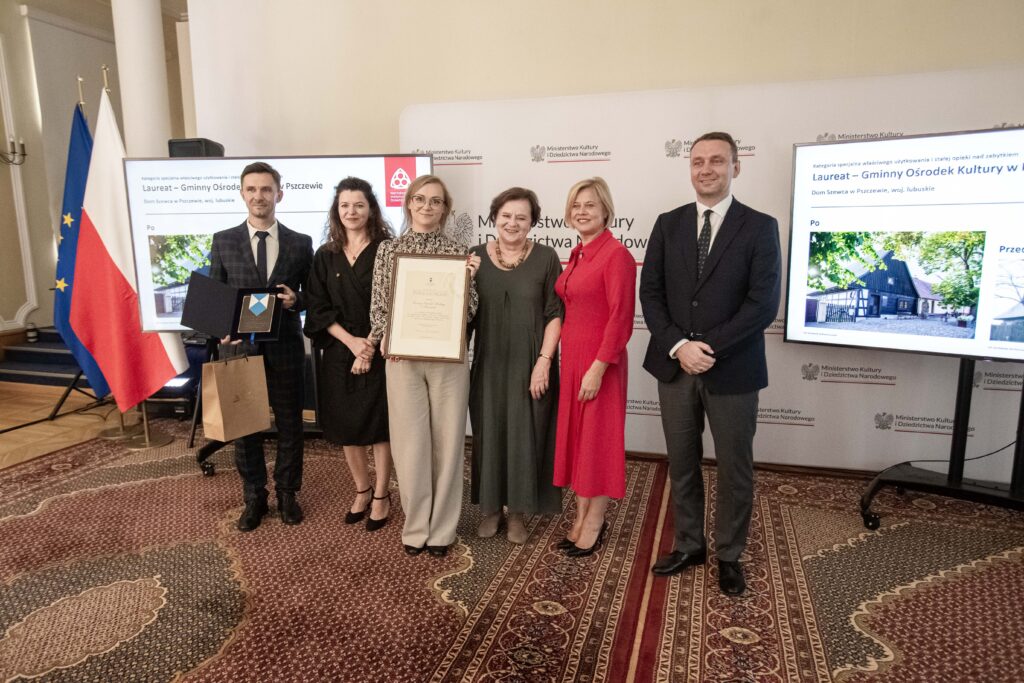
[201,355,271,442]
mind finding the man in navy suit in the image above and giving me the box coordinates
[639,132,781,595]
[209,162,314,531]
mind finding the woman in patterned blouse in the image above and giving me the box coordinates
[369,174,480,557]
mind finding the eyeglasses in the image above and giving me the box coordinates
[410,194,445,208]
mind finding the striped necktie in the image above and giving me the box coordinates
[697,209,712,276]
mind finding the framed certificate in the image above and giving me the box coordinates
[384,253,470,362]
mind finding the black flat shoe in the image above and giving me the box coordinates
[556,537,575,551]
[651,548,707,576]
[565,522,608,558]
[277,492,304,525]
[718,560,746,596]
[426,545,449,557]
[404,544,425,556]
[366,491,390,532]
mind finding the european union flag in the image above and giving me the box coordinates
[54,106,110,398]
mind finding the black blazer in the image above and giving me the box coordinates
[208,222,314,365]
[639,199,781,393]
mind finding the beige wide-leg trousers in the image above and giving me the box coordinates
[386,358,470,548]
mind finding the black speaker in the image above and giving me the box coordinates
[168,137,225,157]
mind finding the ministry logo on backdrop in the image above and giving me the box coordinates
[801,363,821,381]
[974,369,1023,391]
[664,139,683,158]
[812,364,897,386]
[626,398,661,417]
[529,143,611,163]
[874,413,968,435]
[409,147,484,165]
[757,406,816,427]
[816,130,904,142]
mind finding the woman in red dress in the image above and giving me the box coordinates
[553,177,635,557]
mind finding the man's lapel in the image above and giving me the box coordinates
[679,204,699,285]
[268,224,289,284]
[233,223,260,283]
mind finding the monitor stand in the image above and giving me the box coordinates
[860,357,1024,529]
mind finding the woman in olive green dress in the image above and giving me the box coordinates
[469,187,563,544]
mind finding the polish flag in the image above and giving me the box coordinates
[70,91,188,411]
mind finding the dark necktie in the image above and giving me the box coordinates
[697,209,712,277]
[255,231,269,283]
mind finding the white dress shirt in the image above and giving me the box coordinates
[668,194,734,359]
[247,221,279,283]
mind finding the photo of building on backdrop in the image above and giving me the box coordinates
[990,254,1024,343]
[148,233,213,319]
[803,230,984,340]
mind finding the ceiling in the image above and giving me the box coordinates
[19,0,189,35]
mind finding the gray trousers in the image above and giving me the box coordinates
[658,373,758,562]
[386,359,470,548]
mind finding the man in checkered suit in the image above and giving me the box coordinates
[209,162,314,531]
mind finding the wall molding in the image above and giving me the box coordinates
[19,5,116,44]
[0,35,38,330]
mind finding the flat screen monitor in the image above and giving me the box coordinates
[785,127,1024,361]
[124,154,432,332]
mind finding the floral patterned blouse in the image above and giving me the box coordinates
[368,229,479,344]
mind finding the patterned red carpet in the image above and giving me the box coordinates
[1,420,1023,682]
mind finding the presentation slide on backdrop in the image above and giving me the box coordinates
[786,127,1024,362]
[124,154,432,332]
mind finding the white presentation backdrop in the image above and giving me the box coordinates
[401,65,1024,481]
[123,155,431,331]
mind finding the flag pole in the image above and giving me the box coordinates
[76,76,86,118]
[125,401,173,450]
[98,410,142,440]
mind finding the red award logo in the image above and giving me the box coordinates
[385,157,417,207]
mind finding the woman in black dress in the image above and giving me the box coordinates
[305,177,393,531]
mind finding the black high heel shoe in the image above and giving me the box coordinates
[556,537,576,551]
[565,522,609,558]
[344,486,373,524]
[366,491,390,532]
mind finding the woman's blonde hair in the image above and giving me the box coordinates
[402,174,452,232]
[564,176,615,229]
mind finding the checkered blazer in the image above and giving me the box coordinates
[209,222,314,374]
